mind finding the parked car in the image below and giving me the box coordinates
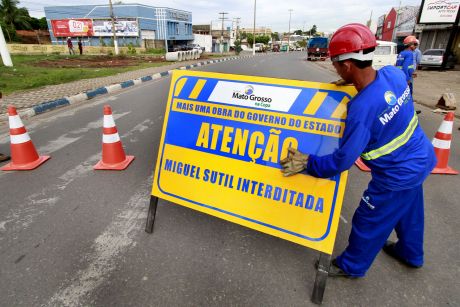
[372,40,397,70]
[254,43,265,52]
[420,49,457,69]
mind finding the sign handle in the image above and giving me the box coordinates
[145,196,159,234]
[311,252,331,305]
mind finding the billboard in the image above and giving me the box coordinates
[151,70,356,255]
[396,6,419,36]
[51,19,93,37]
[92,18,139,37]
[419,0,460,23]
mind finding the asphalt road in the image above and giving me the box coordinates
[0,52,459,306]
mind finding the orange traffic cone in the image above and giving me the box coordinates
[1,106,50,171]
[355,157,371,172]
[94,105,134,170]
[431,112,458,175]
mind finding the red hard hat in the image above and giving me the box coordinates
[403,35,417,45]
[329,23,377,58]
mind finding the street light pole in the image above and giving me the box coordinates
[109,0,119,55]
[288,9,293,53]
[0,24,13,67]
[253,0,256,56]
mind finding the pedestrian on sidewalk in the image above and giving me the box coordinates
[67,37,75,55]
[396,35,417,95]
[0,92,11,163]
[280,23,436,278]
[78,38,83,55]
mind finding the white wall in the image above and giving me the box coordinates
[193,34,212,52]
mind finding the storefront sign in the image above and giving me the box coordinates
[92,18,139,37]
[419,0,460,24]
[51,19,93,37]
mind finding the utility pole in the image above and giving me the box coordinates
[234,17,241,40]
[109,0,119,55]
[219,12,228,53]
[253,0,257,56]
[0,24,13,67]
[287,9,293,53]
[392,0,401,42]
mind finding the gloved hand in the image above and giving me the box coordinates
[280,147,309,177]
[330,79,350,86]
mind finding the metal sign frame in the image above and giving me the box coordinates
[146,70,356,304]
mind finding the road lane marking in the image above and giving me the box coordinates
[46,180,151,307]
[0,115,155,237]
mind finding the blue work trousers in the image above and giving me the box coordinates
[336,183,424,277]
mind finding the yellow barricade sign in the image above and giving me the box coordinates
[151,70,356,254]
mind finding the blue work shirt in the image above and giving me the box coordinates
[414,48,422,68]
[306,66,436,191]
[396,50,415,82]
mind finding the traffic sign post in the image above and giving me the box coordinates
[147,70,356,304]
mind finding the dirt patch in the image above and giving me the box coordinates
[34,55,164,68]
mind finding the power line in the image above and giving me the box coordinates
[218,12,228,53]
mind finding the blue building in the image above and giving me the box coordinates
[44,3,193,50]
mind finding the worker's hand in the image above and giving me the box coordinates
[412,72,417,78]
[280,147,309,177]
[330,79,350,86]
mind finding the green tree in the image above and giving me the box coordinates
[308,25,317,36]
[233,39,242,55]
[246,33,254,47]
[255,35,270,45]
[0,19,16,41]
[0,0,31,41]
[298,39,307,48]
[294,29,302,35]
[29,17,47,30]
[271,32,280,41]
[38,17,47,30]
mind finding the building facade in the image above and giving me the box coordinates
[376,14,386,40]
[382,8,397,41]
[240,27,272,36]
[44,3,193,50]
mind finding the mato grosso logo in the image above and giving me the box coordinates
[232,85,273,108]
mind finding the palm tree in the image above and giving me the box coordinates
[0,0,31,42]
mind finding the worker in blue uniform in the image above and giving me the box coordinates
[396,35,417,95]
[280,23,436,278]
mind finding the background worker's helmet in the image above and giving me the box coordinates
[403,35,417,46]
[329,23,377,62]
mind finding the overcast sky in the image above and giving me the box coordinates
[20,0,423,33]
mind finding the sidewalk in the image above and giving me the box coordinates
[311,59,460,117]
[0,57,220,115]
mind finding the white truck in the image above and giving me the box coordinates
[373,40,398,70]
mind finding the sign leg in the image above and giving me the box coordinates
[311,252,331,305]
[145,196,159,234]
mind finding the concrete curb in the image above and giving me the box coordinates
[2,54,271,121]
